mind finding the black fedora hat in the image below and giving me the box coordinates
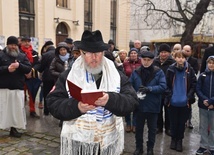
[74,30,109,53]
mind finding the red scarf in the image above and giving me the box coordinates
[21,45,33,63]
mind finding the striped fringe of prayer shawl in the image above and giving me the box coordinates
[61,137,121,155]
[60,116,124,155]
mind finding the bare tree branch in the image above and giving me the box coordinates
[175,0,188,21]
[130,0,212,45]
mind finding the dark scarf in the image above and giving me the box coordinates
[141,65,154,86]
[175,61,187,72]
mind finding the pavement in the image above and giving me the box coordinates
[0,100,202,155]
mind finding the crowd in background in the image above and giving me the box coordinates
[0,33,214,155]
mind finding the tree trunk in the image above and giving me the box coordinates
[180,0,211,46]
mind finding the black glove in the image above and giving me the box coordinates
[138,85,151,94]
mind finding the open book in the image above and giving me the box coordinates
[67,80,103,106]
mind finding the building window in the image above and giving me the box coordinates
[84,0,92,31]
[110,0,117,43]
[56,0,68,8]
[19,0,35,37]
[19,0,34,14]
[19,16,35,37]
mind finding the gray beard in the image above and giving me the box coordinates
[83,57,104,74]
[6,48,19,58]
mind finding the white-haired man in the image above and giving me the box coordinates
[0,36,31,137]
[46,30,138,155]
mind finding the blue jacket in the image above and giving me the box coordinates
[196,70,214,110]
[130,65,166,113]
[165,62,197,106]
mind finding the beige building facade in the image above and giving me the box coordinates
[0,0,130,52]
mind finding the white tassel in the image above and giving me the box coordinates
[60,138,123,155]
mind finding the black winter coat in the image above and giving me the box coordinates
[0,49,32,90]
[200,46,214,73]
[49,56,65,82]
[196,70,214,110]
[187,56,199,75]
[38,46,55,82]
[46,69,138,121]
[153,56,175,75]
[20,48,40,79]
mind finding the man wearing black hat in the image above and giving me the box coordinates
[130,51,166,155]
[0,36,32,137]
[64,37,74,53]
[20,36,41,118]
[46,30,138,155]
[37,40,55,115]
[153,43,175,136]
[108,39,119,53]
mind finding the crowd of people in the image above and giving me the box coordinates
[0,30,214,155]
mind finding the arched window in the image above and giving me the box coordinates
[56,23,68,35]
[55,23,68,45]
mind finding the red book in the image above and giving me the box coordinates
[67,80,103,106]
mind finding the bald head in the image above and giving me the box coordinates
[183,45,192,57]
[134,40,141,49]
[173,43,182,52]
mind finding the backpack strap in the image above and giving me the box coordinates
[201,72,206,87]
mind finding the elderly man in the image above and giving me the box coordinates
[134,40,142,54]
[20,36,41,118]
[46,30,138,155]
[0,36,32,137]
[130,51,166,155]
[183,44,199,129]
[153,43,175,136]
[183,45,198,75]
[172,43,182,58]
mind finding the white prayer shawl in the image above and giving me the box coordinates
[0,89,26,129]
[62,56,124,155]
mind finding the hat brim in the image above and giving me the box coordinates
[74,41,109,53]
[55,46,70,55]
[141,55,154,59]
[21,39,31,42]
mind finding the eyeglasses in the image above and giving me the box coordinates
[81,50,102,57]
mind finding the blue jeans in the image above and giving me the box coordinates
[135,112,158,150]
[199,108,214,150]
[125,112,136,126]
[168,105,189,140]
